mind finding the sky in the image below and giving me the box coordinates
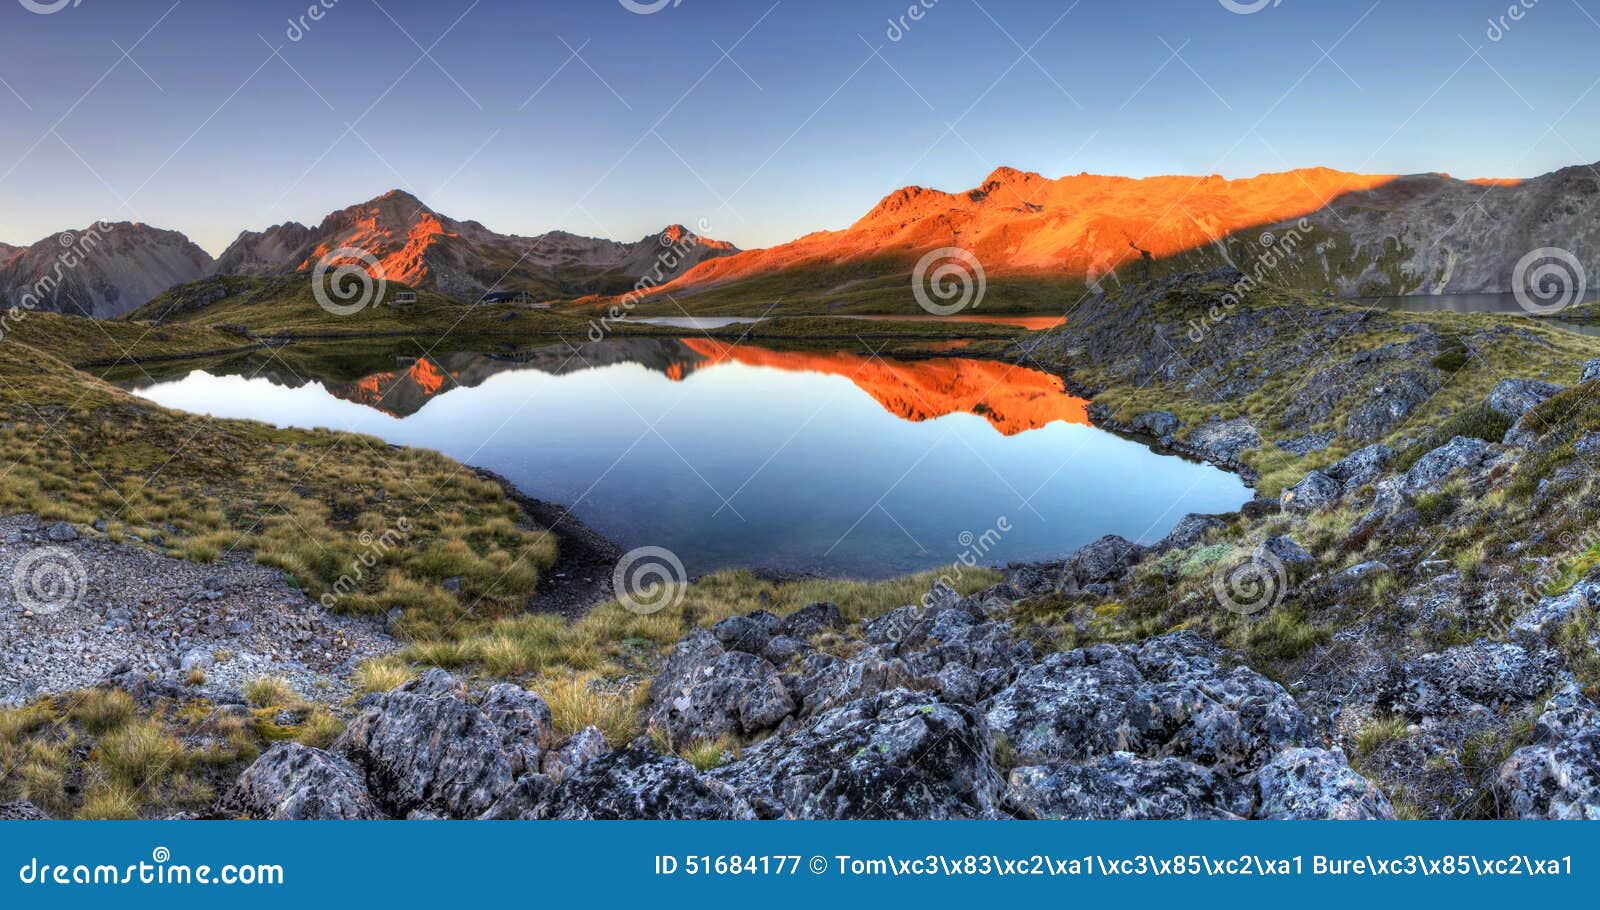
[1,0,1599,256]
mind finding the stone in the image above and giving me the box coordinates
[536,746,755,820]
[0,801,48,820]
[478,774,554,820]
[1487,379,1564,419]
[1187,418,1259,462]
[1346,370,1433,441]
[1582,359,1600,384]
[1281,471,1341,513]
[711,610,783,654]
[1256,536,1313,568]
[647,629,795,747]
[782,601,845,638]
[480,683,554,774]
[1575,433,1600,458]
[179,648,214,673]
[1496,684,1600,820]
[219,743,383,820]
[1324,444,1393,492]
[1253,747,1394,819]
[1377,641,1561,721]
[1511,582,1596,646]
[1130,410,1180,443]
[1400,436,1491,494]
[1005,754,1244,820]
[44,522,78,543]
[1278,431,1337,456]
[542,726,609,779]
[1155,514,1226,552]
[713,689,1004,819]
[1059,534,1146,592]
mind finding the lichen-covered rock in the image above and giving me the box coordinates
[1325,444,1393,492]
[1156,513,1226,552]
[1487,379,1564,419]
[1058,534,1146,592]
[1582,359,1600,384]
[219,742,383,820]
[536,745,755,820]
[647,629,795,747]
[478,773,553,820]
[1005,754,1244,820]
[1253,747,1394,820]
[714,689,1004,819]
[1187,418,1259,462]
[1495,684,1600,820]
[1346,370,1433,441]
[1511,582,1596,646]
[333,671,517,819]
[0,801,48,820]
[1281,471,1341,513]
[1256,536,1313,568]
[1400,436,1491,494]
[782,601,845,638]
[1377,641,1562,721]
[542,725,609,779]
[1131,410,1180,443]
[480,683,553,775]
[712,610,783,654]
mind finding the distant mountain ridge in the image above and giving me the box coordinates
[0,223,213,319]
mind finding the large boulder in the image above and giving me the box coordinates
[782,601,846,638]
[1187,418,1259,462]
[713,689,1005,819]
[1058,534,1146,593]
[1400,436,1491,494]
[1377,642,1561,722]
[219,742,383,820]
[1346,370,1432,441]
[1256,536,1313,568]
[535,745,756,820]
[1130,410,1180,443]
[542,726,609,779]
[1496,684,1600,819]
[479,684,553,775]
[1005,754,1244,820]
[1253,747,1394,820]
[332,670,519,819]
[1487,379,1564,419]
[1281,471,1341,513]
[647,629,795,748]
[1324,444,1393,492]
[1155,513,1226,552]
[1582,359,1600,384]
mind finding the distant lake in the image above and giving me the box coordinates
[129,339,1249,579]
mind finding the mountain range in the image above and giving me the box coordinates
[6,160,1600,319]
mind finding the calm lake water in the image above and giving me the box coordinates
[130,339,1249,579]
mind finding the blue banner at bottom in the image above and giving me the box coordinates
[2,821,1595,907]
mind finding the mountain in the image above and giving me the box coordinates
[628,163,1600,311]
[0,223,213,318]
[212,190,738,301]
[0,242,21,265]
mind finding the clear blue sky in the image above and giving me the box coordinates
[1,0,1598,255]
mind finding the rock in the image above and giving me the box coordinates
[1339,561,1391,580]
[1324,444,1393,492]
[985,632,1309,772]
[711,610,783,654]
[647,629,795,747]
[1582,359,1600,384]
[333,671,517,818]
[1487,379,1564,419]
[1511,582,1596,646]
[537,745,755,819]
[1130,410,1180,443]
[1400,436,1491,494]
[1005,754,1244,820]
[782,601,845,638]
[1239,497,1282,520]
[1256,536,1313,568]
[44,522,79,543]
[478,773,553,820]
[1575,432,1600,458]
[1346,370,1432,441]
[1281,471,1341,513]
[1496,684,1600,819]
[0,801,48,820]
[179,648,214,672]
[1378,641,1561,721]
[480,684,554,774]
[219,743,383,820]
[1253,747,1394,820]
[1278,431,1337,456]
[1187,418,1259,462]
[1059,534,1146,592]
[713,689,1004,819]
[1156,514,1226,553]
[542,726,608,779]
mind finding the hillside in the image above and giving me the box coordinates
[0,222,213,318]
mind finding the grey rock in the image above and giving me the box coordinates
[1575,432,1600,458]
[220,743,383,820]
[1496,684,1600,819]
[1487,379,1564,419]
[179,648,214,673]
[647,629,795,747]
[1281,471,1341,513]
[1346,370,1433,441]
[712,610,783,654]
[1582,359,1600,384]
[1253,747,1394,819]
[1339,561,1391,580]
[1511,582,1596,646]
[1401,436,1491,494]
[1278,431,1337,456]
[1378,641,1561,721]
[1130,410,1180,442]
[542,726,609,779]
[0,801,48,820]
[537,746,756,820]
[478,773,553,820]
[782,601,845,638]
[1325,444,1393,492]
[714,689,1004,819]
[1005,754,1244,820]
[1187,418,1259,462]
[1156,514,1226,552]
[1256,536,1313,568]
[480,683,554,774]
[1059,534,1146,592]
[44,522,79,543]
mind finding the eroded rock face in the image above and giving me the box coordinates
[1006,754,1244,820]
[218,742,382,821]
[1377,642,1562,722]
[1253,747,1394,820]
[0,801,48,820]
[537,746,755,820]
[713,689,1004,819]
[1187,418,1260,463]
[1496,684,1600,820]
[647,629,795,748]
[332,671,519,819]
